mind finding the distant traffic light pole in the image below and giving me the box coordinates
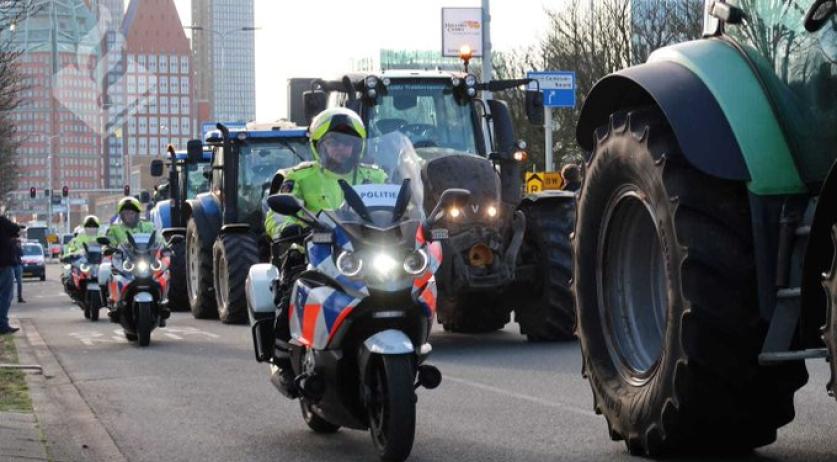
[32,133,61,229]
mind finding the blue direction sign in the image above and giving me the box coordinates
[527,71,576,108]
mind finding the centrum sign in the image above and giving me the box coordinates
[441,7,483,57]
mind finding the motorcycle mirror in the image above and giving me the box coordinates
[427,188,471,227]
[269,172,285,195]
[103,248,115,257]
[338,180,372,222]
[267,193,303,216]
[96,236,110,246]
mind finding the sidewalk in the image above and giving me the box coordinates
[0,411,50,461]
[6,317,127,462]
[1,317,50,461]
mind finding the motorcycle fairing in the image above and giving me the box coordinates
[289,280,362,349]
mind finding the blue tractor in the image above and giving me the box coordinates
[184,122,311,323]
[150,144,213,310]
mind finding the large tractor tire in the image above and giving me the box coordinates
[516,198,576,341]
[438,292,510,333]
[167,237,189,311]
[213,233,260,324]
[186,218,217,319]
[573,107,807,456]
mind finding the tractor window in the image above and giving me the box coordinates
[366,80,479,164]
[236,139,312,230]
[726,0,837,183]
[185,163,210,199]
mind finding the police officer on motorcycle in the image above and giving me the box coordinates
[266,108,386,392]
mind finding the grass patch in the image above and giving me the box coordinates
[0,334,32,412]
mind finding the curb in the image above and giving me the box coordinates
[14,317,128,462]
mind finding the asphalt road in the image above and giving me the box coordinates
[11,263,837,461]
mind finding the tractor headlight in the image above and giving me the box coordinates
[365,75,379,89]
[448,206,461,219]
[403,249,428,275]
[336,251,363,278]
[486,205,498,218]
[464,74,477,87]
[451,77,461,87]
[122,260,135,272]
[372,252,398,278]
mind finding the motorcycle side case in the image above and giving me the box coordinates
[246,264,279,323]
[98,262,112,286]
[247,264,279,362]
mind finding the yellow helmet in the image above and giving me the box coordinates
[309,108,366,174]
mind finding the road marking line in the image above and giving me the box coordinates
[164,333,184,340]
[443,375,597,418]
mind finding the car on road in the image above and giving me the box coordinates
[21,242,46,281]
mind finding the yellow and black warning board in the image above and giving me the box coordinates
[525,172,564,193]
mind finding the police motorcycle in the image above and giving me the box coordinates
[63,243,106,321]
[98,232,172,347]
[247,135,468,461]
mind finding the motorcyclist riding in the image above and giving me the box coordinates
[266,108,387,391]
[106,197,157,247]
[105,197,168,325]
[62,215,101,259]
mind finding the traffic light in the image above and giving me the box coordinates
[123,184,130,196]
[29,187,36,198]
[62,185,69,197]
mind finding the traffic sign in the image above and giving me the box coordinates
[525,171,564,193]
[527,71,576,108]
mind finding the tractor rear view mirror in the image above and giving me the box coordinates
[150,159,164,177]
[303,91,327,125]
[187,139,203,163]
[526,91,544,125]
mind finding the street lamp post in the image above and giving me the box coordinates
[31,133,61,230]
[183,25,259,120]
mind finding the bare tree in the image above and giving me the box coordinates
[494,0,704,171]
[0,1,40,209]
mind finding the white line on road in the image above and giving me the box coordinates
[444,375,597,418]
[164,333,184,340]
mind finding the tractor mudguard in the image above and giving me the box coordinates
[577,39,806,196]
[150,200,172,230]
[185,194,222,246]
[520,190,576,205]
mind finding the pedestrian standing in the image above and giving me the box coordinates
[14,238,24,303]
[0,214,22,334]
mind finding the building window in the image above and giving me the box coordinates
[180,78,188,95]
[149,117,158,135]
[169,55,178,74]
[147,54,157,73]
[180,57,189,75]
[159,55,168,72]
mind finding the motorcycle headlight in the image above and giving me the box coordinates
[79,263,91,274]
[372,252,398,278]
[135,260,150,276]
[403,249,428,276]
[122,260,135,272]
[150,259,163,272]
[336,251,363,278]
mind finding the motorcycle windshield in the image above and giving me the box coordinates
[84,244,102,264]
[333,132,425,229]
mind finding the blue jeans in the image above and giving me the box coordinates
[0,266,13,330]
[13,265,22,300]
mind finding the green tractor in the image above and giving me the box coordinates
[572,0,835,455]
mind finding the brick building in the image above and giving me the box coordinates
[121,0,195,184]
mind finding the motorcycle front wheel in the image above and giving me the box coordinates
[135,302,154,347]
[366,355,416,462]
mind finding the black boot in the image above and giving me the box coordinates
[270,340,297,398]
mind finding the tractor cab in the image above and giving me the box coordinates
[203,122,311,233]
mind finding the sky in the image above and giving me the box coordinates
[171,0,564,122]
